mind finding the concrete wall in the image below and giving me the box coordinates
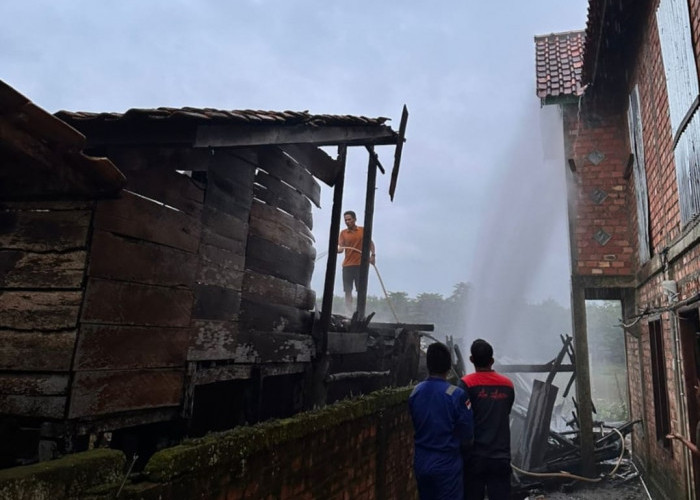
[0,387,417,500]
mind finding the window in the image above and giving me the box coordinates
[627,85,651,262]
[657,0,700,224]
[649,319,671,446]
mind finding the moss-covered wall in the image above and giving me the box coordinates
[0,387,417,500]
[0,449,125,500]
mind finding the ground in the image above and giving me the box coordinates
[521,475,649,499]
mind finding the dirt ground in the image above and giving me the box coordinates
[517,475,650,499]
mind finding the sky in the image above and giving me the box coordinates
[1,1,589,309]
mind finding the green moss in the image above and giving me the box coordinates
[144,385,413,483]
[0,449,125,500]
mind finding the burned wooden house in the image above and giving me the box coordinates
[0,80,418,465]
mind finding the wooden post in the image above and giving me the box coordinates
[571,284,595,475]
[357,147,377,319]
[319,145,347,342]
[308,145,346,409]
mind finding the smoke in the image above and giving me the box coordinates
[463,100,571,362]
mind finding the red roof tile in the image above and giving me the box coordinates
[534,30,586,100]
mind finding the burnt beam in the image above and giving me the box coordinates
[495,364,575,373]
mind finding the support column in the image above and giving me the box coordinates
[318,145,347,346]
[571,283,595,475]
[308,145,346,409]
[357,147,377,319]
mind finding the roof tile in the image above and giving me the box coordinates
[533,30,586,100]
[55,107,391,128]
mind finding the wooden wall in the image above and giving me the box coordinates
[1,142,322,429]
[68,147,202,419]
[238,147,317,364]
[0,201,91,419]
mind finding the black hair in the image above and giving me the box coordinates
[470,339,494,368]
[426,342,452,375]
[343,210,356,219]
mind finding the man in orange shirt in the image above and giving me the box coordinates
[337,210,375,314]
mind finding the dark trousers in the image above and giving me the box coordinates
[464,456,511,500]
[416,469,464,500]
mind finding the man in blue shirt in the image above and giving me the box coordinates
[409,342,474,500]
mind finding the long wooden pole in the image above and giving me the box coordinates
[308,145,347,409]
[571,284,595,475]
[319,145,347,344]
[357,147,377,318]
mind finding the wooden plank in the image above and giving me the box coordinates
[254,172,313,230]
[68,369,184,418]
[245,235,314,286]
[249,211,315,257]
[279,143,340,187]
[0,374,69,396]
[105,146,205,214]
[188,320,239,361]
[201,206,248,242]
[70,120,197,148]
[0,249,86,288]
[81,279,193,327]
[250,199,314,242]
[192,284,240,321]
[258,147,321,207]
[204,182,253,222]
[514,380,559,470]
[370,322,435,332]
[200,228,247,255]
[195,124,399,148]
[0,115,65,171]
[199,243,245,272]
[239,298,313,334]
[389,105,409,201]
[89,230,197,287]
[204,153,256,218]
[327,332,368,354]
[0,200,95,211]
[261,364,306,376]
[93,191,201,253]
[0,330,76,371]
[192,364,252,385]
[0,395,66,418]
[0,209,90,251]
[197,261,244,290]
[0,291,82,330]
[242,270,315,310]
[233,330,315,363]
[74,324,189,370]
[107,145,213,172]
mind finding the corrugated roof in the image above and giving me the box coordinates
[534,30,586,100]
[55,107,390,128]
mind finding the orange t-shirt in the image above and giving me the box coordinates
[338,226,365,267]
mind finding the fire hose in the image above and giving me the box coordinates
[325,246,401,323]
[511,426,626,483]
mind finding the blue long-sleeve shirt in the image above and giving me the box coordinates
[409,377,474,475]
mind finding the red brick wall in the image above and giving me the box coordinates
[634,14,680,253]
[563,104,635,277]
[563,1,700,497]
[120,388,418,500]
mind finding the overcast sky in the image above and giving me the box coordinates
[2,1,588,307]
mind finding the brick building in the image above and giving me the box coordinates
[537,1,700,498]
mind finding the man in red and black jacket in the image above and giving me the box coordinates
[459,339,514,500]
